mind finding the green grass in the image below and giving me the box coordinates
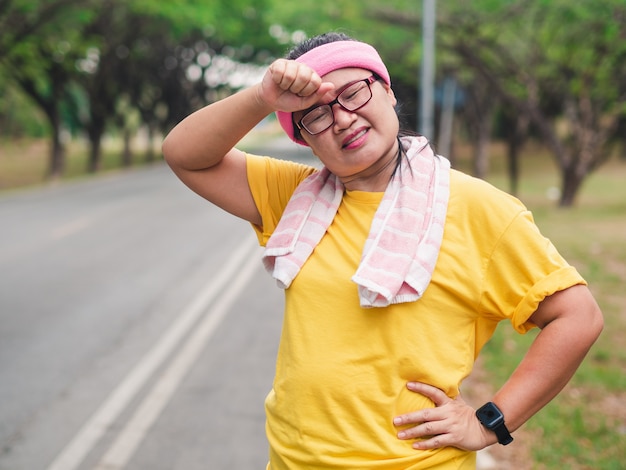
[0,126,275,191]
[460,146,626,469]
[0,137,161,191]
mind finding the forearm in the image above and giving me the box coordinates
[162,84,273,171]
[163,58,332,173]
[493,288,603,432]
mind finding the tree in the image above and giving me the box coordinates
[0,0,280,176]
[1,0,97,177]
[89,0,280,168]
[0,0,87,57]
[461,79,498,179]
[439,0,626,206]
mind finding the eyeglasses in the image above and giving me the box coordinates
[296,75,377,136]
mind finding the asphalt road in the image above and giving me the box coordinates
[0,145,306,469]
[0,138,496,470]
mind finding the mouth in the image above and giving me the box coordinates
[342,127,369,149]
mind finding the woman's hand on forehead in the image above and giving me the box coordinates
[271,59,321,95]
[260,59,335,113]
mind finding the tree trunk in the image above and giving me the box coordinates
[48,128,66,180]
[44,106,66,180]
[505,116,529,196]
[122,128,132,167]
[559,167,584,207]
[86,116,106,173]
[462,79,496,180]
[145,124,156,163]
[87,131,103,173]
[437,77,456,160]
[473,115,493,179]
[507,142,519,197]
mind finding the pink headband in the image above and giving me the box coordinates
[275,41,391,146]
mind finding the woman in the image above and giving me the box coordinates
[162,32,603,470]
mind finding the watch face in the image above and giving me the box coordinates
[477,403,504,428]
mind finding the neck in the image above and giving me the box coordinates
[340,139,401,191]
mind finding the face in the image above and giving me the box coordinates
[294,68,399,190]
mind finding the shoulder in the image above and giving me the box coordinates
[442,168,535,262]
[449,169,523,207]
[448,169,527,227]
[245,153,319,244]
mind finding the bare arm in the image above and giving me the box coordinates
[162,59,334,225]
[393,284,603,451]
[162,85,271,225]
[492,284,603,431]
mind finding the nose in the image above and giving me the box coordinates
[331,103,357,131]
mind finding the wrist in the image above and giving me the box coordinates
[251,83,276,116]
[476,419,499,447]
[476,402,514,446]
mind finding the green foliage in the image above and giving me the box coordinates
[1,0,625,193]
[127,0,276,49]
[265,0,420,81]
[437,0,626,205]
[0,76,48,137]
[479,150,626,468]
[0,0,286,173]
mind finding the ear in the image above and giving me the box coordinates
[383,83,397,107]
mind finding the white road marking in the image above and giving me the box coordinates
[47,236,259,470]
[94,241,261,469]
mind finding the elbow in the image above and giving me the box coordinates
[577,289,604,347]
[589,302,604,342]
[161,133,177,167]
[577,295,604,351]
[161,131,190,171]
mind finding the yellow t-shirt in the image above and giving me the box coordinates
[246,153,585,470]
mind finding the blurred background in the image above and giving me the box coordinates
[1,0,624,206]
[1,1,625,469]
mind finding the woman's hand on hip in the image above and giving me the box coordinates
[393,382,496,451]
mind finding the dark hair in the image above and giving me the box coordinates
[286,32,356,60]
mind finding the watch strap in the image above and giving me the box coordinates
[492,421,514,445]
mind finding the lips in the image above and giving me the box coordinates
[342,127,369,149]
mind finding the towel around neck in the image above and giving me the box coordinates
[262,135,451,307]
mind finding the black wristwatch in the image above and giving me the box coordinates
[476,402,514,445]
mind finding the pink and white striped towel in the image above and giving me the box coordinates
[262,136,450,307]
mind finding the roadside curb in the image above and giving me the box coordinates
[477,449,499,469]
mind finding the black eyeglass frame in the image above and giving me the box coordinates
[295,75,378,136]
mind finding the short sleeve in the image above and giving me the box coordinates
[479,210,586,333]
[246,153,317,245]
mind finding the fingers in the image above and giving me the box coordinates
[395,415,445,440]
[393,382,486,451]
[269,59,322,96]
[393,396,445,427]
[393,383,449,446]
[395,409,459,451]
[261,59,335,113]
[269,59,327,96]
[392,382,451,427]
[405,381,450,406]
